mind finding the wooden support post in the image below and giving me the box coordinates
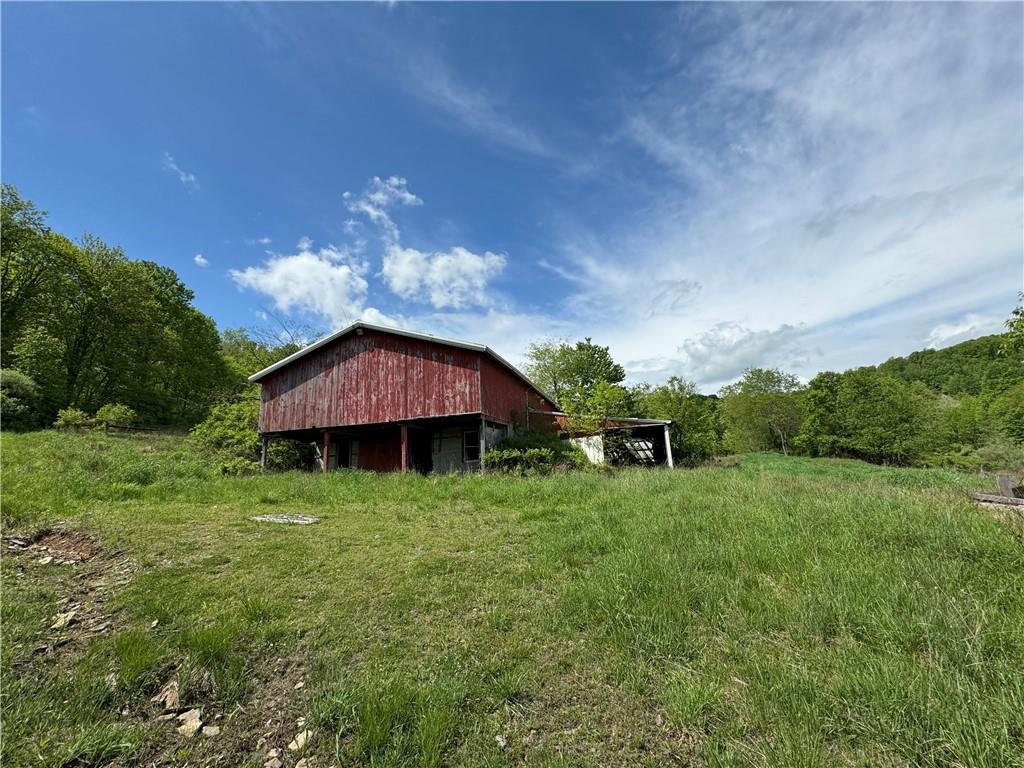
[323,431,330,474]
[663,424,674,469]
[260,436,268,473]
[400,424,409,471]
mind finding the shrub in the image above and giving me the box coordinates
[218,457,262,476]
[920,451,984,473]
[483,430,589,475]
[972,436,1024,473]
[95,403,137,427]
[190,399,306,471]
[0,368,42,431]
[54,407,90,431]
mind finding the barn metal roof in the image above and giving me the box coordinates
[248,320,558,405]
[529,409,672,427]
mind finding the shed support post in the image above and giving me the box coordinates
[400,424,409,471]
[663,424,674,469]
[323,431,330,474]
[260,436,268,473]
[480,417,487,472]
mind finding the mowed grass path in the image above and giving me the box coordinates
[2,432,1022,767]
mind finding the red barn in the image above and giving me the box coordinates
[249,322,558,472]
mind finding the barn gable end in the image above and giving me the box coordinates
[257,328,483,434]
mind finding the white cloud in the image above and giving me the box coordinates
[230,243,391,329]
[382,245,506,309]
[340,175,508,309]
[343,176,422,243]
[677,323,812,389]
[233,175,508,326]
[161,152,199,191]
[925,313,1005,349]
[193,253,208,267]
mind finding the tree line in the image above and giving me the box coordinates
[526,314,1023,471]
[2,183,1021,473]
[0,184,301,434]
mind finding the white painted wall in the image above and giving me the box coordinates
[569,435,604,464]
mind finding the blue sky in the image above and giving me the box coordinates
[3,2,1022,390]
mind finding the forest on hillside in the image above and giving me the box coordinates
[2,184,1022,473]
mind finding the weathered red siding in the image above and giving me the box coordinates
[480,356,556,425]
[259,330,481,433]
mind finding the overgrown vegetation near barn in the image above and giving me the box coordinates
[3,430,1023,767]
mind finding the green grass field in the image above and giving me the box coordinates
[2,431,1022,767]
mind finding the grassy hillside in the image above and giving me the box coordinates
[2,431,1022,767]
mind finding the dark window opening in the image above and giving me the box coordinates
[463,430,480,462]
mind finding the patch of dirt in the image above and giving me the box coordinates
[223,655,311,765]
[34,529,100,562]
[4,526,135,659]
[135,654,312,768]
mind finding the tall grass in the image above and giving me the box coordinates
[1,431,1020,767]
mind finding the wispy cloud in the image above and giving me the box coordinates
[535,3,1022,389]
[193,253,208,267]
[343,175,421,243]
[161,152,199,191]
[398,55,555,159]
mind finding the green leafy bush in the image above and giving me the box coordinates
[972,436,1024,473]
[483,430,589,475]
[95,403,137,426]
[218,456,262,476]
[54,407,90,431]
[190,399,307,471]
[920,451,984,473]
[0,368,42,431]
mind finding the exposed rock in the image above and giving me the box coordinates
[176,708,203,738]
[202,725,221,736]
[151,679,180,711]
[289,729,312,751]
[50,610,78,630]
